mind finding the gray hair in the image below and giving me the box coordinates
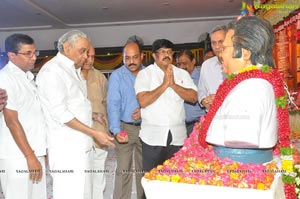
[230,16,274,66]
[210,25,228,38]
[127,35,144,46]
[57,30,88,52]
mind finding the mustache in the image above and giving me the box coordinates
[163,57,171,61]
[128,63,137,67]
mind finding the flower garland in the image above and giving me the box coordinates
[198,65,297,199]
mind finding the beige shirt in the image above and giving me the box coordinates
[85,67,109,147]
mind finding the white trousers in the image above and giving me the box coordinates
[48,148,92,199]
[85,147,108,199]
[0,156,46,199]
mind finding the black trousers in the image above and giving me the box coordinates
[141,130,182,172]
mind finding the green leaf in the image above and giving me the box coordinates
[261,65,270,73]
[227,73,235,80]
[282,174,296,184]
[280,147,292,155]
[275,96,287,108]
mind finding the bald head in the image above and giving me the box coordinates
[123,42,143,76]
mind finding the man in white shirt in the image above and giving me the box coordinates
[135,39,198,172]
[0,34,47,199]
[36,30,114,199]
[198,25,227,110]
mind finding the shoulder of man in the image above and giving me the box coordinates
[201,56,218,70]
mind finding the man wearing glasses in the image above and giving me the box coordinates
[0,34,47,199]
[135,39,198,172]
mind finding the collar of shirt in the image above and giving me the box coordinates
[57,52,75,71]
[153,62,173,74]
[57,52,84,81]
[88,66,95,72]
[121,65,133,74]
[7,61,35,82]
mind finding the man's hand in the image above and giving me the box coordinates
[163,65,175,88]
[166,65,175,87]
[26,152,43,183]
[0,89,8,111]
[163,70,170,88]
[131,108,141,121]
[94,132,115,147]
[115,131,129,144]
[93,112,107,127]
[201,94,215,110]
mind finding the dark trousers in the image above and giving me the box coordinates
[185,121,196,137]
[141,131,182,172]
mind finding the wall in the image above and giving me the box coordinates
[0,19,232,51]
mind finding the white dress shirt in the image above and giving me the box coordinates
[206,78,277,148]
[135,63,197,146]
[0,61,47,158]
[36,52,93,152]
[198,56,225,105]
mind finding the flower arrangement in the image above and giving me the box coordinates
[144,122,279,190]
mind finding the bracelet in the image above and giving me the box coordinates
[24,150,35,157]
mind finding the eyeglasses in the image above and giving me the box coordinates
[220,45,233,52]
[211,40,223,46]
[15,50,39,58]
[155,50,174,55]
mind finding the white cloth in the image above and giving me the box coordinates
[206,79,277,148]
[0,156,46,199]
[142,174,285,199]
[36,52,93,152]
[0,61,46,159]
[84,148,108,199]
[48,148,91,199]
[135,63,197,146]
[198,56,224,105]
[36,52,93,199]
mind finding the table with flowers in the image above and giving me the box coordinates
[142,124,286,199]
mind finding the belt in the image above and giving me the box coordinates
[121,121,141,126]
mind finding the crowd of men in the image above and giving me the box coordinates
[0,23,227,199]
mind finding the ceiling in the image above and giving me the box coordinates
[0,0,242,31]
